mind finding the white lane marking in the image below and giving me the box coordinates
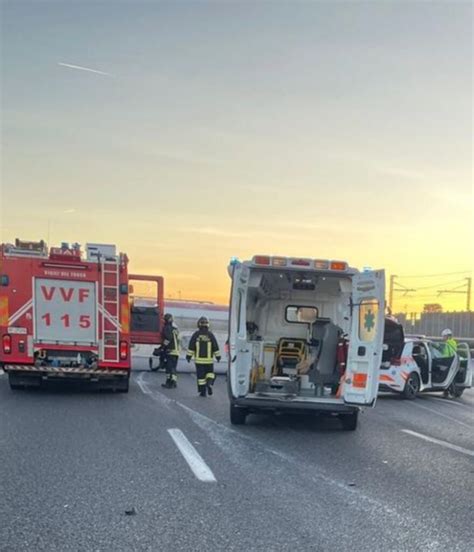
[136,372,172,409]
[409,400,472,429]
[401,429,474,458]
[134,374,452,549]
[167,428,216,483]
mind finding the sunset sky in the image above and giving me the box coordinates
[1,1,472,310]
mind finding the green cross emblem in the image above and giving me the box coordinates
[364,310,375,332]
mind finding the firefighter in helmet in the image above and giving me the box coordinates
[161,313,180,389]
[186,316,221,397]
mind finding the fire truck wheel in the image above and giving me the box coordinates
[8,373,24,391]
[116,377,130,393]
[339,411,358,431]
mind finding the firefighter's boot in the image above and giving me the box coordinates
[161,378,172,389]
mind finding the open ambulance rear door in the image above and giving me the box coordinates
[228,262,251,399]
[343,270,385,407]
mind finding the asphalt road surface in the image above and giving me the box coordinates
[1,364,473,552]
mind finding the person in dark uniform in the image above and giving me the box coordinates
[186,316,221,397]
[161,313,180,389]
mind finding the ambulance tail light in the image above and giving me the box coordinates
[2,334,12,354]
[272,257,287,267]
[330,261,348,271]
[314,259,330,270]
[253,256,270,266]
[119,341,128,360]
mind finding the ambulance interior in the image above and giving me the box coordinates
[243,270,353,398]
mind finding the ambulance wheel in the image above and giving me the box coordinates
[402,372,420,400]
[230,404,247,425]
[340,411,358,431]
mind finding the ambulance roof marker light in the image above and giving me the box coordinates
[330,261,348,271]
[314,259,330,270]
[272,257,287,267]
[253,255,271,266]
[290,258,311,267]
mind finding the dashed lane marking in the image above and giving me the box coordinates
[401,429,474,458]
[408,400,472,429]
[167,428,217,483]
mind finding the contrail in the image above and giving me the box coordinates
[58,62,112,76]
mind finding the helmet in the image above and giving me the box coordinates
[197,316,209,329]
[441,328,453,338]
[164,313,174,324]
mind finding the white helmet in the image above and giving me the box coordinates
[441,328,453,338]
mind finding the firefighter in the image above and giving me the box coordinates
[186,316,221,397]
[161,313,180,389]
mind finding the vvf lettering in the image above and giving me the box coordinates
[41,286,90,303]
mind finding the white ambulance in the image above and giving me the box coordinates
[227,256,385,430]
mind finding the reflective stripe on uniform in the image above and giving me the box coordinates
[206,372,215,380]
[197,378,207,385]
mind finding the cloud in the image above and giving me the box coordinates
[63,208,76,214]
[58,62,113,77]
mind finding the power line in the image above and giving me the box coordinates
[396,271,471,278]
[412,279,467,291]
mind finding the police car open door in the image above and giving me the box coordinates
[228,263,251,398]
[343,270,385,406]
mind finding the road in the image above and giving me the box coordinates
[1,364,473,552]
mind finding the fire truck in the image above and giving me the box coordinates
[0,239,164,392]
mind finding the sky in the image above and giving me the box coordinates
[1,1,472,310]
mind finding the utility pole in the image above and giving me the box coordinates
[466,277,471,311]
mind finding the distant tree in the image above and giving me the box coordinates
[423,303,443,313]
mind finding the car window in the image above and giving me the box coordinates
[286,305,318,323]
[429,342,444,359]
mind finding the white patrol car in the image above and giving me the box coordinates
[227,255,386,430]
[379,319,472,399]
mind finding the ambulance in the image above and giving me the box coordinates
[227,255,385,430]
[0,239,164,392]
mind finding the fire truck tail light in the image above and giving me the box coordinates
[330,261,348,271]
[2,334,12,354]
[253,256,270,266]
[120,341,128,360]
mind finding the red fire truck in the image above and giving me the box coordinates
[0,239,164,392]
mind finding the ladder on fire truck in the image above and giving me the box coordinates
[100,256,120,362]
